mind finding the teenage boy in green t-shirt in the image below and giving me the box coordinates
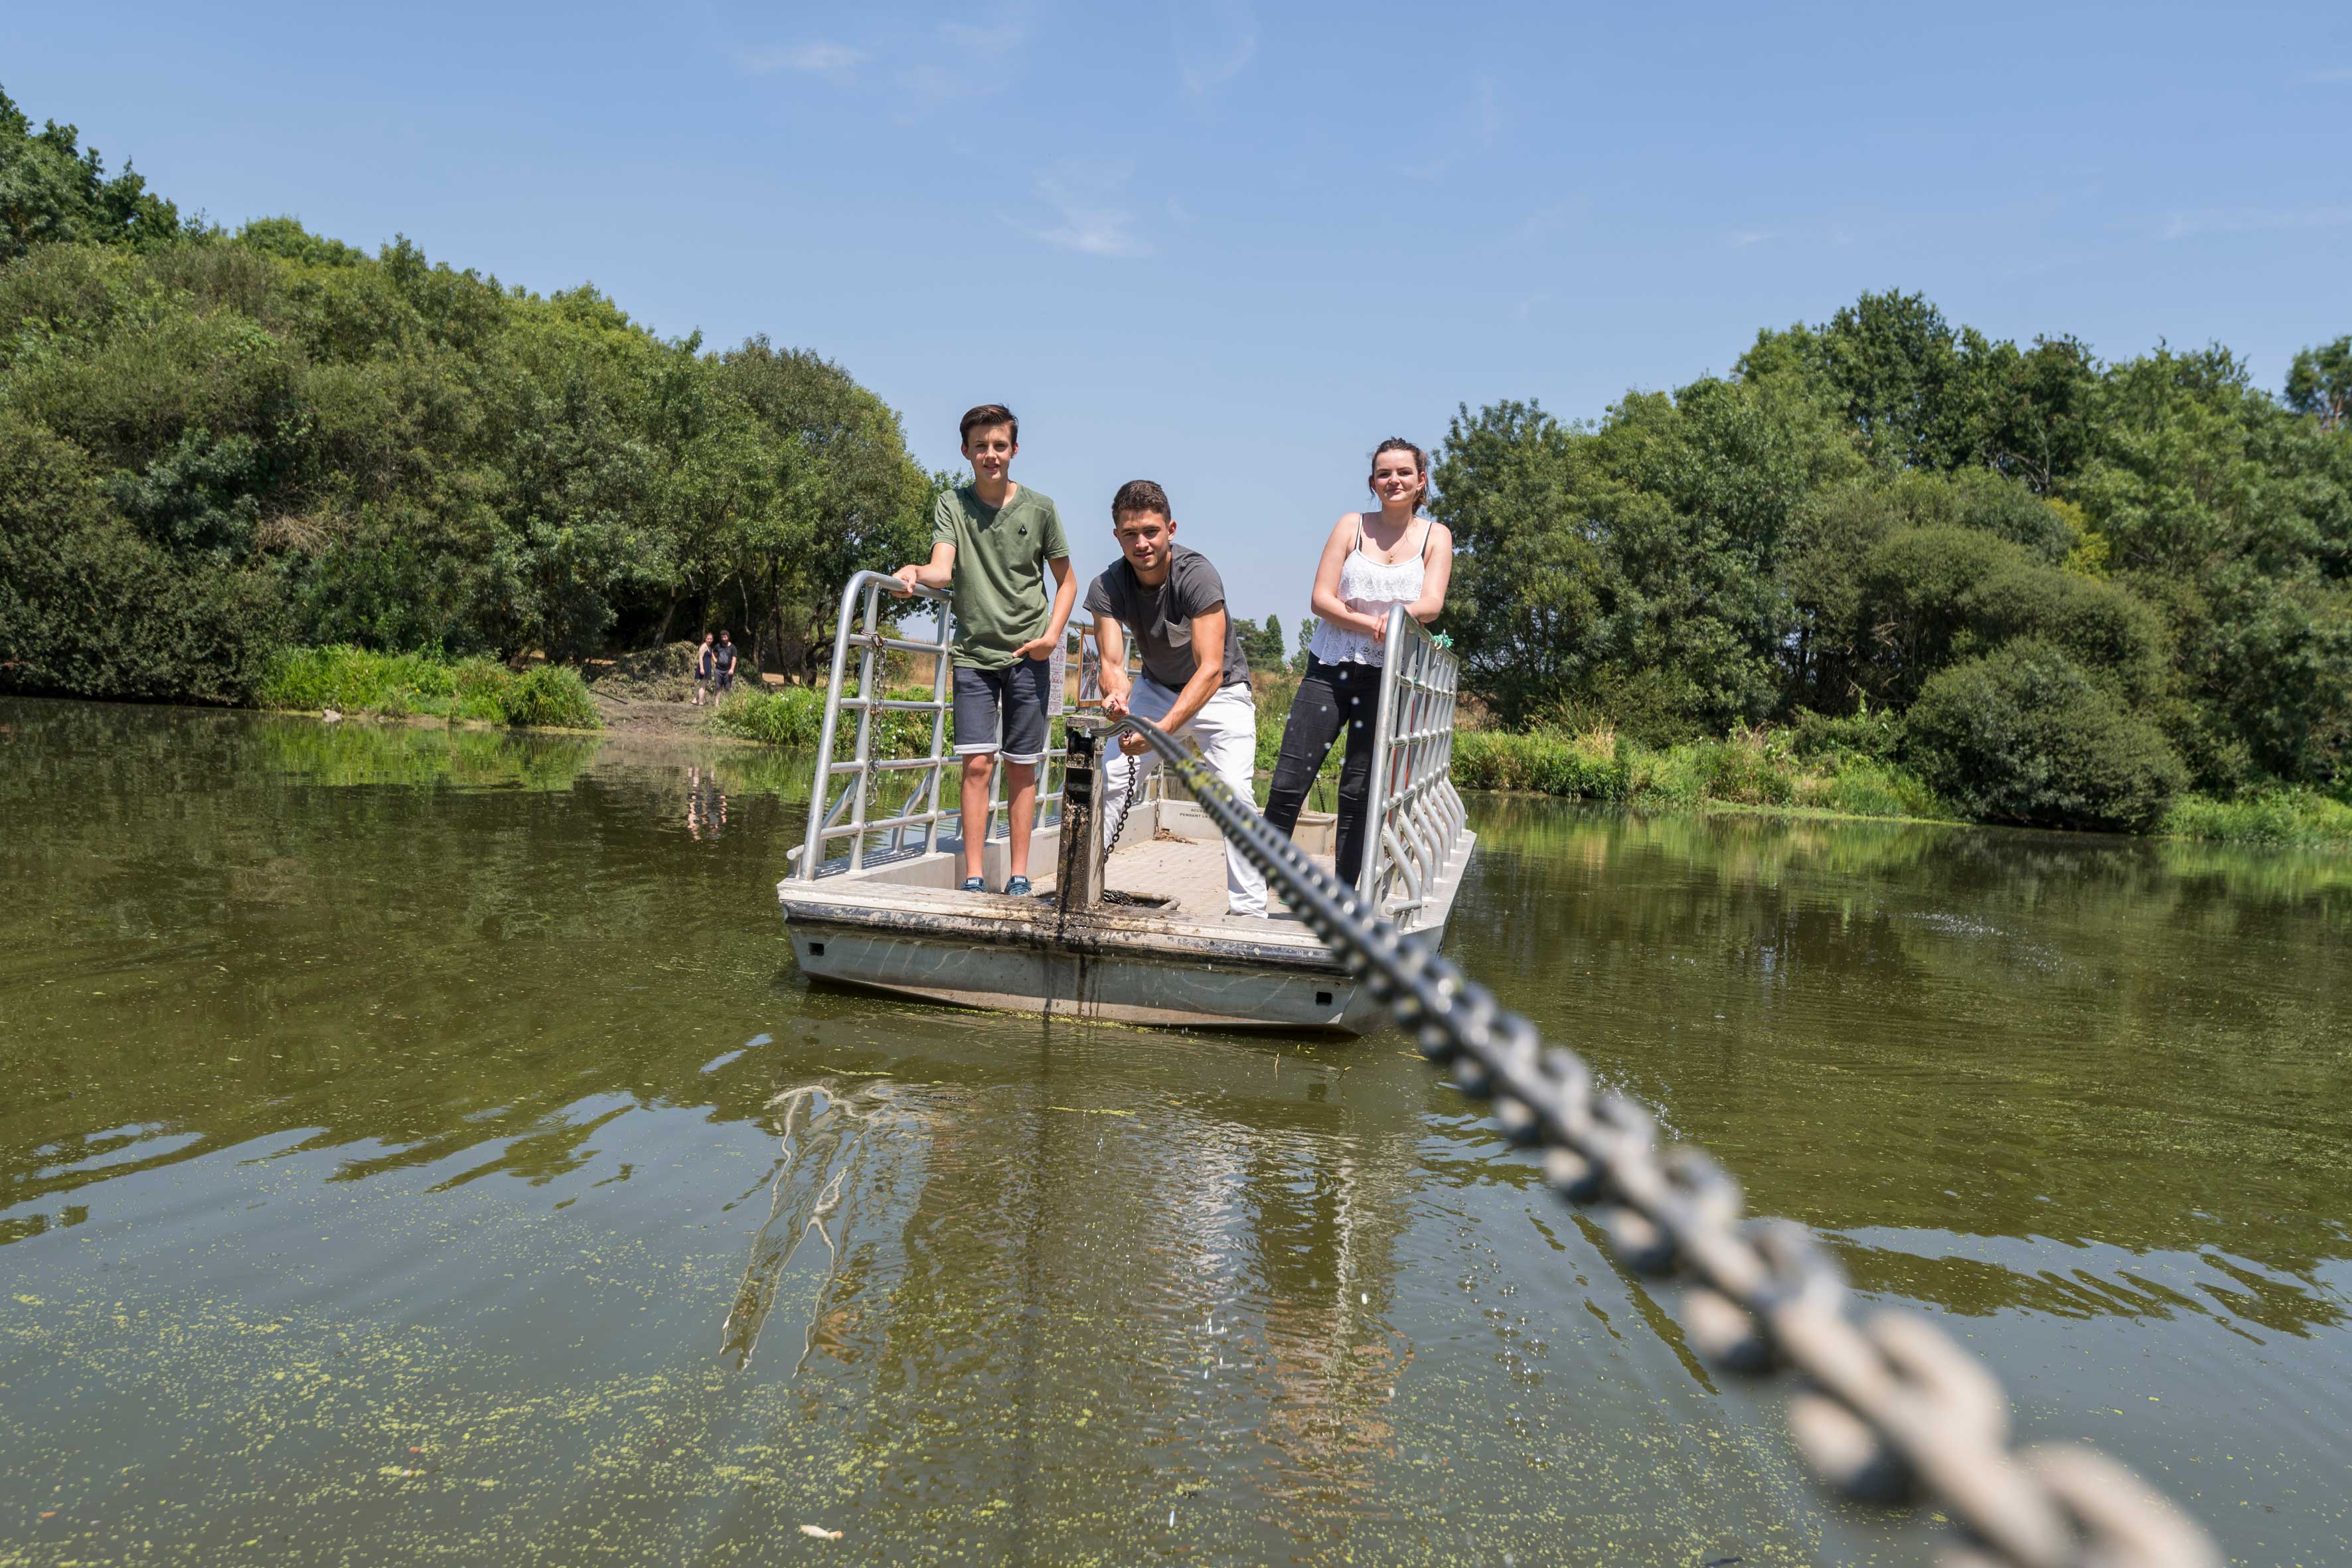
[892,404,1076,897]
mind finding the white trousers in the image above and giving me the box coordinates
[1101,678,1267,917]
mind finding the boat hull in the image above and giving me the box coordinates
[775,817,1474,1036]
[785,923,1381,1031]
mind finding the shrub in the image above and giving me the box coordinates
[0,414,287,704]
[708,687,825,747]
[1905,641,2186,830]
[501,664,600,729]
[1788,706,1903,762]
[1794,757,1951,819]
[1961,561,2168,699]
[1687,732,1795,805]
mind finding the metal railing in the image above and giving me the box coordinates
[789,572,1144,879]
[1358,605,1468,930]
[1106,710,2219,1568]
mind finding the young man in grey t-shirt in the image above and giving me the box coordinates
[1084,479,1266,919]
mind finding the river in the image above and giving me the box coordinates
[2,696,2345,1565]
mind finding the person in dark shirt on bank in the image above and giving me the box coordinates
[712,631,737,698]
[1085,480,1266,919]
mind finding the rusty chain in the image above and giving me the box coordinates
[1111,714,2220,1568]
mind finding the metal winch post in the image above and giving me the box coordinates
[1054,720,1107,911]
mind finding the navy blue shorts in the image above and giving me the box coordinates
[953,659,1052,765]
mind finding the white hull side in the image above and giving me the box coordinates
[786,925,1387,1032]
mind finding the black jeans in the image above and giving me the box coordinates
[1263,655,1378,886]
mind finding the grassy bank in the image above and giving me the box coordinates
[711,678,1344,802]
[259,647,601,730]
[706,682,2352,847]
[708,686,935,753]
[1454,722,2352,844]
[2161,787,2352,846]
[1454,725,1954,821]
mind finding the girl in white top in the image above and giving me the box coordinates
[1263,439,1454,888]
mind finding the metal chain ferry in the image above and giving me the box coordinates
[776,572,1476,1030]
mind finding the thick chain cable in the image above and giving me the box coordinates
[1110,715,2219,1568]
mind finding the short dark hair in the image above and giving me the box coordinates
[1111,479,1171,521]
[959,404,1018,447]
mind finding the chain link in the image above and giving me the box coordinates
[1110,715,2220,1568]
[1101,738,1142,859]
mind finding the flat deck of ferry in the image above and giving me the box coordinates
[778,573,1472,1033]
[1034,823,1332,923]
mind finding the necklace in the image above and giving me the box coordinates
[1360,513,1421,566]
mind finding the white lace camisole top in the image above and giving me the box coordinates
[1306,516,1432,668]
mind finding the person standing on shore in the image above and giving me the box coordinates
[693,633,715,706]
[891,404,1077,898]
[712,631,738,700]
[1087,479,1267,919]
[1261,439,1452,889]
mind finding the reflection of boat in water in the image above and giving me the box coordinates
[720,1080,911,1373]
[717,1044,1430,1537]
[776,574,1476,1033]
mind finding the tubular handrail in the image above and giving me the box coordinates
[789,572,1145,880]
[1357,605,1467,930]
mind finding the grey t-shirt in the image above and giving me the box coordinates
[1084,545,1251,691]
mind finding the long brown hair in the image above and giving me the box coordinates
[1368,437,1431,513]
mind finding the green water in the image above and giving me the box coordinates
[2,696,2346,1566]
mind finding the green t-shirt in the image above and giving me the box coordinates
[934,484,1069,669]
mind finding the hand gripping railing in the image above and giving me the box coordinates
[1105,709,2221,1568]
[1358,605,1469,930]
[791,572,1142,879]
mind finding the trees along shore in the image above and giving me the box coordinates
[0,84,935,729]
[3,85,2345,840]
[1433,293,2351,843]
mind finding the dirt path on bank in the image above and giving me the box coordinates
[584,641,742,741]
[590,684,732,740]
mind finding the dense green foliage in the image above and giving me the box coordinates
[2161,784,2352,846]
[1436,291,2351,830]
[1,90,187,258]
[708,685,939,757]
[1229,613,1286,674]
[1904,641,2184,831]
[1454,724,1951,821]
[0,84,931,710]
[258,645,600,728]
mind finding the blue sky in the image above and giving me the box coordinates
[6,1,2349,623]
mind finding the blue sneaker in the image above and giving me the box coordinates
[1005,876,1034,898]
[961,876,986,894]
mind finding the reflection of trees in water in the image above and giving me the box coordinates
[0,697,819,1241]
[1461,799,2352,1322]
[260,716,602,791]
[1838,1236,2346,1339]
